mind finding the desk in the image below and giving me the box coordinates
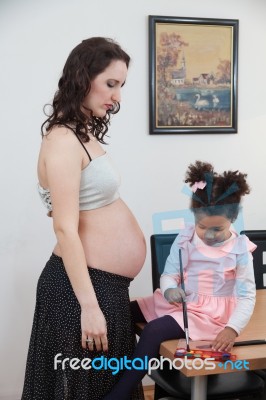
[159,290,266,400]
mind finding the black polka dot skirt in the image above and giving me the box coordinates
[21,253,144,400]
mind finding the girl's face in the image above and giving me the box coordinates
[82,60,128,118]
[195,214,232,246]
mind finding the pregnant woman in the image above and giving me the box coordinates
[21,37,146,400]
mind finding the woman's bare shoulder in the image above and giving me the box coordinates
[40,125,79,152]
[38,126,80,180]
[43,125,75,142]
[38,126,83,174]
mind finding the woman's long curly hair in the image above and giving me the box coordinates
[41,37,130,143]
[185,160,250,221]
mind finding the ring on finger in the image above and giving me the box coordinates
[86,338,94,344]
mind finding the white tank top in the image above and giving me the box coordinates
[37,135,121,213]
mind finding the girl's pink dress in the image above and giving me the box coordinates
[137,225,256,340]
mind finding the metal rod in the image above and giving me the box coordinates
[197,339,266,349]
[179,248,190,352]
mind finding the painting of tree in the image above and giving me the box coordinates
[157,32,188,83]
[216,59,231,84]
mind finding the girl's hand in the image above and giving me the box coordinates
[81,306,108,352]
[164,287,186,303]
[212,327,237,352]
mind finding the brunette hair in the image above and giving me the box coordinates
[184,161,250,221]
[41,37,130,143]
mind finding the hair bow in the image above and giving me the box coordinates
[191,181,206,193]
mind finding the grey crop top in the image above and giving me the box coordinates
[37,134,120,213]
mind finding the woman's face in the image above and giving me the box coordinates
[195,214,232,245]
[82,60,128,118]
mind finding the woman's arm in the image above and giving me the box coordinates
[43,127,108,351]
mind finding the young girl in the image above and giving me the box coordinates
[104,160,256,399]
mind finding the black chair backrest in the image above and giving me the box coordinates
[150,234,177,291]
[240,230,266,290]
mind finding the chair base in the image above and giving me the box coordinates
[151,368,265,400]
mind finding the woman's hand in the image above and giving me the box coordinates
[212,327,237,352]
[81,305,108,352]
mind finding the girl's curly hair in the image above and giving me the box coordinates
[185,161,250,221]
[41,37,130,143]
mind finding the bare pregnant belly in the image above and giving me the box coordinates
[54,199,146,278]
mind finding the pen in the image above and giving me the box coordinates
[179,248,190,352]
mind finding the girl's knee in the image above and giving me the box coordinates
[141,316,176,340]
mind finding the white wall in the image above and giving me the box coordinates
[1,0,266,397]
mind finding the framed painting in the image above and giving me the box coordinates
[149,16,239,134]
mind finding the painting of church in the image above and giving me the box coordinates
[170,54,186,86]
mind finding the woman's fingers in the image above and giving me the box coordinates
[81,308,108,351]
[82,335,108,351]
[81,334,90,349]
[93,335,108,352]
[101,335,108,352]
[86,337,95,351]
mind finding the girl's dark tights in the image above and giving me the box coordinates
[103,300,185,400]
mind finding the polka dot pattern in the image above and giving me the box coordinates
[21,253,144,399]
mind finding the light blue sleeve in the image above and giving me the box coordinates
[162,235,181,275]
[160,236,181,293]
[226,252,256,334]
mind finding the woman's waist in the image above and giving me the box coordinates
[53,240,146,278]
[40,253,133,293]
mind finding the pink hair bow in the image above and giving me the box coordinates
[191,180,206,193]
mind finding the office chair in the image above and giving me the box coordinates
[148,233,265,400]
[240,230,266,290]
[241,230,266,399]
